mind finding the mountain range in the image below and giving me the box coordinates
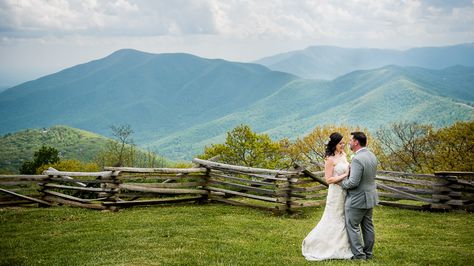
[255,43,474,80]
[0,44,473,161]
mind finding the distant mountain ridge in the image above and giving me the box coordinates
[255,43,474,80]
[0,47,473,161]
[0,49,296,142]
[148,65,474,159]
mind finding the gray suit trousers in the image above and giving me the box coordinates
[345,206,375,259]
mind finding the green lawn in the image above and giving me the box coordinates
[1,203,472,265]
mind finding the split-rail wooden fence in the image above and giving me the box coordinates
[0,159,472,213]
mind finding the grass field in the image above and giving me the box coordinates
[1,203,473,265]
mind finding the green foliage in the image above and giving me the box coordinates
[0,126,170,173]
[428,120,474,172]
[95,142,168,168]
[19,145,60,174]
[95,124,169,168]
[200,124,290,169]
[0,205,472,265]
[37,159,100,174]
[376,120,474,173]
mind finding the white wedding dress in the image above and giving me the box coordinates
[302,157,353,261]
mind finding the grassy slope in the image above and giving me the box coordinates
[1,204,472,265]
[0,125,169,173]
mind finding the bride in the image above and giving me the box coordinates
[302,132,353,261]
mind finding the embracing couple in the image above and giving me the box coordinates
[302,131,378,261]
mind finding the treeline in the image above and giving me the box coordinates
[17,125,168,174]
[200,120,474,173]
[13,120,473,175]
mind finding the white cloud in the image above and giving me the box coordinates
[1,0,473,41]
[0,0,473,86]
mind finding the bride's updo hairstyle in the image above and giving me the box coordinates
[325,132,343,158]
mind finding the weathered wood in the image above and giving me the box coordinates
[210,196,279,211]
[206,187,280,203]
[104,166,207,174]
[376,175,436,186]
[193,158,299,176]
[209,172,276,187]
[446,199,470,206]
[455,179,474,187]
[0,175,49,181]
[303,193,327,199]
[48,177,121,186]
[208,179,277,196]
[294,163,328,186]
[376,183,434,203]
[378,200,428,210]
[120,184,208,195]
[41,183,114,193]
[44,169,113,178]
[43,195,106,210]
[0,181,40,186]
[118,175,205,181]
[102,196,202,207]
[288,192,306,199]
[378,170,441,179]
[44,168,88,187]
[296,185,327,193]
[293,179,322,185]
[218,169,293,181]
[289,200,326,207]
[378,192,425,201]
[435,171,474,176]
[43,190,99,203]
[0,187,51,206]
[383,184,433,195]
[123,182,205,188]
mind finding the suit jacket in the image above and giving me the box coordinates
[341,148,379,209]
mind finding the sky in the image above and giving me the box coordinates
[1,0,474,87]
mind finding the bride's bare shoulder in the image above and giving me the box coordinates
[325,156,336,165]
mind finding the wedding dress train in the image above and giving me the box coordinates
[302,159,353,261]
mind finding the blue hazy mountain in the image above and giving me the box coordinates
[255,43,474,80]
[146,65,474,159]
[0,48,473,160]
[0,49,296,143]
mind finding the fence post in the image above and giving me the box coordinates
[431,172,456,211]
[432,172,473,212]
[101,171,121,211]
[200,167,211,204]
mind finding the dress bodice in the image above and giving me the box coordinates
[333,156,349,176]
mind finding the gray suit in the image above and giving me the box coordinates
[340,148,378,259]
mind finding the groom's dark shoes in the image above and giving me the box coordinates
[351,255,367,260]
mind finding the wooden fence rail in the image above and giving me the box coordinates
[0,160,472,213]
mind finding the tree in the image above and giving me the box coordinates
[110,124,134,166]
[428,120,474,172]
[285,125,381,171]
[96,124,165,168]
[375,122,435,172]
[199,124,290,169]
[19,145,60,174]
[374,120,474,173]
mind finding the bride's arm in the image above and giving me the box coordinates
[324,159,349,184]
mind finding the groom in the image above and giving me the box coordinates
[339,132,378,260]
